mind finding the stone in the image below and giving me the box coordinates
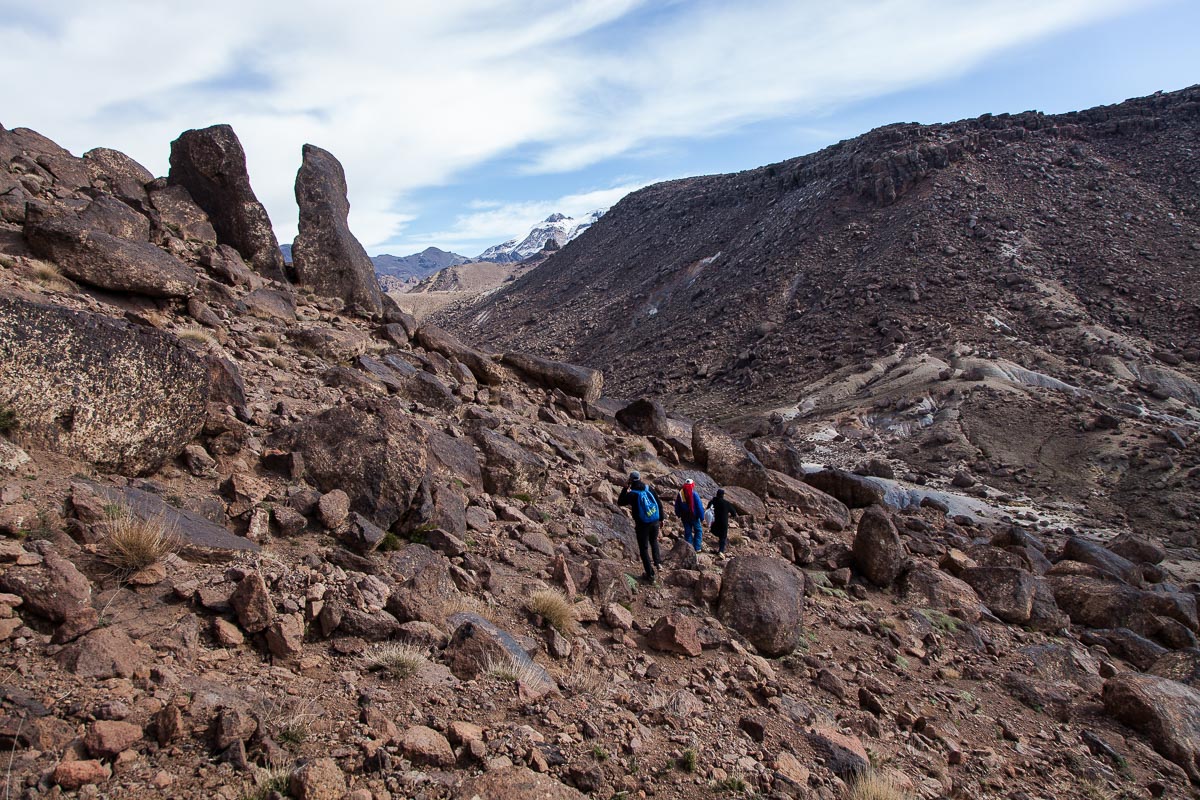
[805,725,869,780]
[763,470,850,530]
[168,124,286,280]
[52,760,110,790]
[242,287,297,322]
[603,603,634,631]
[851,505,906,586]
[0,547,91,623]
[343,513,388,554]
[692,421,769,496]
[268,398,428,530]
[222,472,269,517]
[501,352,603,402]
[84,720,143,758]
[0,295,209,475]
[415,324,506,386]
[230,572,274,633]
[212,707,258,751]
[803,468,887,508]
[443,613,553,688]
[1103,672,1200,783]
[454,767,584,800]
[289,757,346,800]
[148,183,218,244]
[901,565,982,623]
[773,751,811,787]
[399,725,455,767]
[25,213,197,297]
[291,144,383,316]
[1107,532,1166,565]
[475,428,548,497]
[265,613,305,659]
[289,325,372,363]
[1150,649,1200,688]
[646,613,703,657]
[961,566,1037,623]
[273,505,308,536]
[83,146,153,205]
[56,626,148,678]
[182,444,217,477]
[317,489,351,529]
[213,617,245,647]
[717,555,805,656]
[1061,536,1143,585]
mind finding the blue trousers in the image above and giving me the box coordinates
[682,518,703,551]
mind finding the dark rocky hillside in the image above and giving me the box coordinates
[442,86,1200,548]
[4,109,1200,800]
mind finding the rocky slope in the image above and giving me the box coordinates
[441,85,1200,555]
[2,119,1200,800]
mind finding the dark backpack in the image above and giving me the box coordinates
[632,487,661,524]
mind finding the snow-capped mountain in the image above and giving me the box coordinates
[477,210,605,263]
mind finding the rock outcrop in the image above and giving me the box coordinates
[167,124,286,281]
[0,295,209,474]
[291,144,383,317]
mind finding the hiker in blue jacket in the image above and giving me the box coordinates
[617,470,663,582]
[674,478,705,553]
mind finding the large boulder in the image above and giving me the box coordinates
[1050,574,1196,638]
[83,147,153,206]
[692,421,769,496]
[291,144,383,317]
[763,470,850,531]
[415,325,506,386]
[961,566,1037,623]
[25,214,197,297]
[1103,672,1200,783]
[474,428,547,498]
[147,183,218,245]
[0,546,91,623]
[803,468,887,509]
[167,124,286,281]
[716,555,805,657]
[851,506,906,586]
[900,565,982,623]
[501,352,602,402]
[0,295,209,474]
[267,398,428,530]
[615,398,671,438]
[443,612,552,687]
[1060,536,1143,585]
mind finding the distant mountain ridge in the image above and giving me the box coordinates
[477,210,604,263]
[372,247,470,281]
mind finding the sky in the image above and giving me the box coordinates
[1,1,1197,258]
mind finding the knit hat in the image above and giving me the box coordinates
[716,488,725,497]
[629,470,641,481]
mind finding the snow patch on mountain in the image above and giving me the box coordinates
[477,209,605,263]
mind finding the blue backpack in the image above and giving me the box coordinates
[633,487,661,524]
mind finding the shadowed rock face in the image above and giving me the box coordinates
[0,294,209,475]
[167,124,286,281]
[291,144,382,317]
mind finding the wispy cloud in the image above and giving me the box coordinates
[0,0,1153,252]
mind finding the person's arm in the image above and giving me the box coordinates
[617,486,631,507]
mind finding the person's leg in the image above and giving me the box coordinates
[636,524,654,577]
[649,523,662,569]
[715,523,728,553]
[693,519,703,552]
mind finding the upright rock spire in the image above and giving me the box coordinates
[167,124,287,282]
[291,144,383,317]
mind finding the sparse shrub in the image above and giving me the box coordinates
[591,745,609,762]
[511,492,533,504]
[257,332,280,349]
[439,594,495,622]
[483,654,549,690]
[364,642,429,679]
[0,405,17,434]
[678,748,698,772]
[0,255,15,269]
[560,668,611,699]
[525,588,578,635]
[715,775,747,793]
[239,765,289,800]
[268,356,290,370]
[727,532,746,547]
[177,327,218,348]
[100,507,177,572]
[918,608,960,633]
[378,531,403,552]
[845,770,910,800]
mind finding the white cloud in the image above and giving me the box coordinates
[0,0,1154,253]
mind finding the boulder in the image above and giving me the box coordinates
[230,573,274,634]
[803,468,887,508]
[474,428,548,497]
[416,325,506,386]
[692,421,769,496]
[717,555,805,656]
[501,352,603,402]
[52,760,110,791]
[291,144,383,316]
[443,613,553,688]
[147,183,218,244]
[289,757,346,800]
[268,398,428,530]
[1050,574,1194,638]
[1103,672,1200,783]
[25,214,196,297]
[84,720,143,758]
[56,626,148,679]
[77,195,151,241]
[454,767,584,800]
[82,147,153,205]
[78,480,259,552]
[647,613,703,657]
[1061,536,1143,585]
[804,726,869,779]
[289,326,371,363]
[615,398,672,438]
[0,296,209,475]
[399,725,455,768]
[764,470,850,530]
[0,547,91,623]
[1082,628,1170,671]
[1107,532,1166,565]
[851,506,906,586]
[961,566,1037,623]
[900,565,982,623]
[167,124,286,280]
[242,287,296,322]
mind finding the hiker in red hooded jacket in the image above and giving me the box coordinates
[673,478,705,553]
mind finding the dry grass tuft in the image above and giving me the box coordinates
[257,332,281,349]
[363,642,429,679]
[439,594,495,623]
[483,654,550,690]
[559,667,612,699]
[845,770,910,800]
[100,507,178,572]
[526,588,579,635]
[177,327,218,348]
[30,261,74,292]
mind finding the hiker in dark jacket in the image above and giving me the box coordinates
[617,470,662,582]
[706,488,736,556]
[673,478,705,553]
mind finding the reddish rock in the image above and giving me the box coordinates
[399,724,455,767]
[53,760,110,790]
[317,489,351,529]
[289,757,346,800]
[646,613,703,657]
[230,572,274,633]
[851,505,906,586]
[56,626,147,679]
[84,720,142,758]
